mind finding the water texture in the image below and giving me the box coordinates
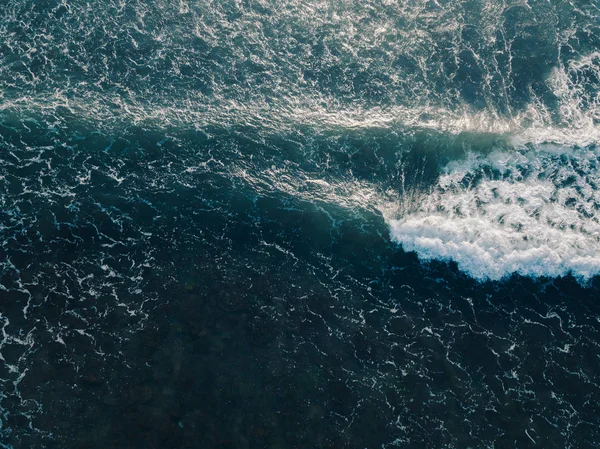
[1,1,600,448]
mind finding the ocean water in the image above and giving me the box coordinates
[1,0,600,447]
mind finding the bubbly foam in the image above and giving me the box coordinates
[388,144,600,281]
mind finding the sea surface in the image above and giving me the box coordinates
[1,1,600,448]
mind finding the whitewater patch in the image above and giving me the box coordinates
[387,144,600,281]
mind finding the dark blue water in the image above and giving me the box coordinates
[2,1,600,448]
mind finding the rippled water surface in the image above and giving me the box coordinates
[1,1,600,448]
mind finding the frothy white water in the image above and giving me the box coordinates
[385,50,600,281]
[388,144,600,281]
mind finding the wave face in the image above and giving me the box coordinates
[2,1,600,448]
[387,49,600,280]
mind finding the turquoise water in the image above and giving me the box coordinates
[1,1,600,447]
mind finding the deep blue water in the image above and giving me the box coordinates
[1,1,600,448]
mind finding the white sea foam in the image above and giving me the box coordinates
[387,144,600,280]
